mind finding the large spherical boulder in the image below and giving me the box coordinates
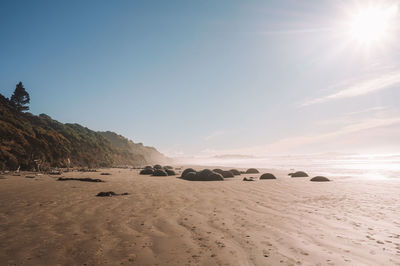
[260,173,276,180]
[182,171,198,181]
[181,169,224,181]
[153,169,168,176]
[290,171,308,177]
[140,168,154,175]
[182,168,197,178]
[246,168,259,174]
[153,164,163,170]
[163,165,173,170]
[203,172,224,181]
[165,169,176,176]
[197,169,214,179]
[221,170,234,178]
[243,177,255,181]
[310,176,330,182]
[213,169,224,175]
[230,169,241,175]
[144,166,153,170]
[197,169,223,181]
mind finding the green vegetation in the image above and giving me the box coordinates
[0,84,168,170]
[10,82,30,112]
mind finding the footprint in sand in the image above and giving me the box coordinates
[366,235,375,240]
[215,241,225,248]
[127,254,136,262]
[262,249,270,258]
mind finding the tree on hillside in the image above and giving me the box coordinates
[10,82,30,111]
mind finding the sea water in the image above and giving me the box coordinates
[188,154,400,179]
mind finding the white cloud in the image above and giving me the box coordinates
[302,71,400,106]
[343,106,389,116]
[204,130,225,141]
[201,116,400,156]
[316,106,391,125]
[264,117,400,152]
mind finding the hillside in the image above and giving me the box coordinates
[0,93,168,170]
[98,131,167,165]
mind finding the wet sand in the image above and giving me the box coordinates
[0,168,399,265]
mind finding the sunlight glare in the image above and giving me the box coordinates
[348,4,398,45]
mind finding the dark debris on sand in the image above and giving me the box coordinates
[96,191,129,197]
[57,177,104,182]
[49,170,62,175]
[78,168,98,172]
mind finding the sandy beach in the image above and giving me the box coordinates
[0,168,399,266]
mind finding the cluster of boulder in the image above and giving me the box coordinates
[139,165,176,176]
[181,169,223,181]
[242,170,330,182]
[288,171,330,182]
[140,165,330,182]
[180,168,242,181]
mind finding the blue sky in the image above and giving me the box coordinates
[1,0,400,156]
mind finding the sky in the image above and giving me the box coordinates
[1,0,400,157]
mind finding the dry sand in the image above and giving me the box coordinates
[0,168,399,265]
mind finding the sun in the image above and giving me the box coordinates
[347,4,398,45]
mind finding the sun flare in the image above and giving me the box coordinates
[348,4,398,45]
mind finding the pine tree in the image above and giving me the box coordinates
[10,82,30,112]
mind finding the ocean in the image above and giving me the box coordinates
[185,154,400,180]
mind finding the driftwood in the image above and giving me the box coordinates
[57,177,104,182]
[96,191,129,197]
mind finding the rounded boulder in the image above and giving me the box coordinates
[153,169,168,176]
[140,169,154,175]
[310,176,330,182]
[165,169,176,176]
[182,168,197,178]
[290,171,309,177]
[246,168,259,174]
[230,169,241,175]
[260,173,276,180]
